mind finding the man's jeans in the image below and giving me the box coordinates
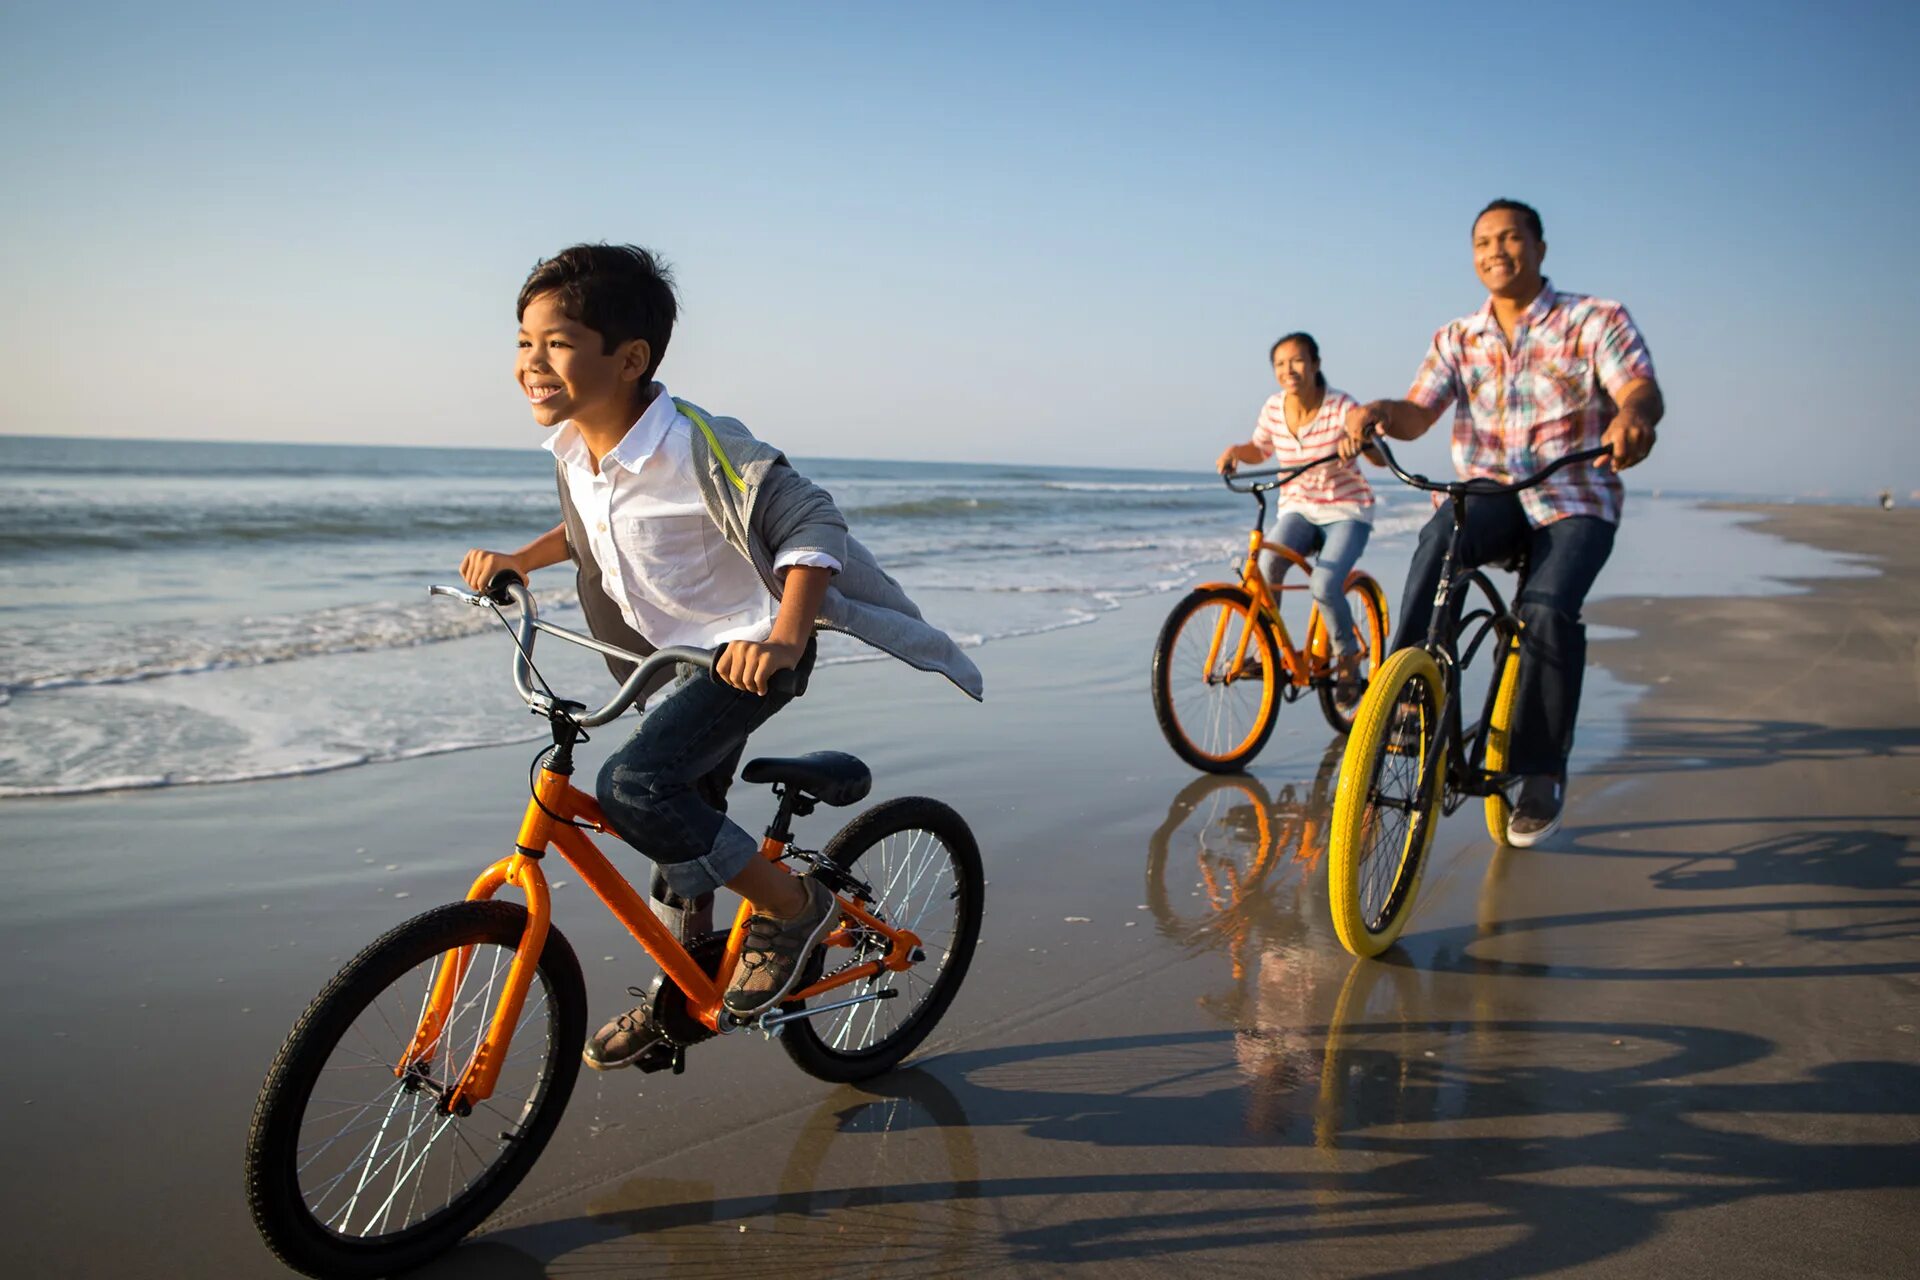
[1391,499,1616,778]
[595,642,815,907]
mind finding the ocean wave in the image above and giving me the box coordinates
[845,495,1014,519]
[0,588,583,694]
[1041,480,1212,493]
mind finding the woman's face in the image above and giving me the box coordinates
[1272,341,1319,397]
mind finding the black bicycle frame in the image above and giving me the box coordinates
[1369,440,1612,813]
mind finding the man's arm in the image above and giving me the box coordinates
[459,523,570,592]
[1341,399,1445,457]
[1597,377,1663,471]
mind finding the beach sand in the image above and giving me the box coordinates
[2,502,1915,1277]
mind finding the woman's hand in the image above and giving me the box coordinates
[1215,445,1243,474]
[459,548,526,593]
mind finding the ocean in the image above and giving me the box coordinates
[1,434,1441,798]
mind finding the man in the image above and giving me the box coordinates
[1343,198,1664,846]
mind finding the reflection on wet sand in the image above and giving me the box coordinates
[436,719,1920,1277]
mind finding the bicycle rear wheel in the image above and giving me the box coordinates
[1152,585,1282,773]
[1314,574,1390,734]
[1326,649,1447,957]
[246,901,587,1279]
[782,797,983,1083]
[1481,634,1523,844]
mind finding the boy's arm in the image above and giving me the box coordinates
[459,523,570,592]
[716,565,831,695]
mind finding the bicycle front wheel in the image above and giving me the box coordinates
[1481,634,1523,844]
[1315,573,1390,734]
[782,797,984,1083]
[1152,585,1282,773]
[1327,649,1448,957]
[246,901,587,1279]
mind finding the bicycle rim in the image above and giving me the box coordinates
[783,798,982,1081]
[1328,650,1446,957]
[1154,587,1280,771]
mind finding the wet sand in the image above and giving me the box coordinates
[3,502,1916,1277]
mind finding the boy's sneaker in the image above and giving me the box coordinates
[722,877,837,1020]
[1507,774,1566,848]
[583,988,672,1071]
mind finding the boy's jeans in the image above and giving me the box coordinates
[595,641,817,923]
[1389,499,1615,778]
[1260,513,1372,657]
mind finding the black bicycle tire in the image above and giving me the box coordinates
[246,901,587,1279]
[1152,585,1283,773]
[782,797,983,1083]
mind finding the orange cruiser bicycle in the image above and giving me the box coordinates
[1152,454,1389,771]
[244,575,983,1279]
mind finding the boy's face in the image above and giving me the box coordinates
[515,291,651,428]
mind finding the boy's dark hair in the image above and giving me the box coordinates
[1269,331,1327,390]
[518,244,677,378]
[1474,198,1544,242]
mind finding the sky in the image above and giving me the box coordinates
[2,1,1916,496]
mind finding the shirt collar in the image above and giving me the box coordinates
[539,383,678,476]
[1467,278,1556,344]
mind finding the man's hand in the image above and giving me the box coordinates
[460,548,526,593]
[715,639,805,696]
[1595,377,1663,471]
[1341,402,1388,459]
[1596,410,1656,471]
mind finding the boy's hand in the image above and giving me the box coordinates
[460,549,526,593]
[716,640,805,696]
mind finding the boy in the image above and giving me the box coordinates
[460,244,982,1068]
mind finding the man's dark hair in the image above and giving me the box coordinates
[1269,331,1327,390]
[518,244,677,378]
[1474,198,1543,242]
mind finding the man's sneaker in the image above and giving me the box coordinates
[583,988,674,1071]
[1507,774,1566,848]
[723,876,837,1020]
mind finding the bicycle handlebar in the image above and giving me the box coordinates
[1367,438,1612,498]
[427,573,799,727]
[1220,451,1344,494]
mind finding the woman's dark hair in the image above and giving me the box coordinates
[1269,331,1326,390]
[1474,198,1543,242]
[517,243,678,379]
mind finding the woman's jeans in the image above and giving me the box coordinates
[1261,513,1371,657]
[1389,499,1616,779]
[595,642,816,907]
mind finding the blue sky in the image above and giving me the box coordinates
[2,1,1915,495]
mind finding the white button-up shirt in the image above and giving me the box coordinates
[543,386,840,650]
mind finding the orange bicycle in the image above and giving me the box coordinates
[244,576,983,1279]
[1152,454,1389,771]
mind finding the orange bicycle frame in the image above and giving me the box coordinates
[397,760,922,1112]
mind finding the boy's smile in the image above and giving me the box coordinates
[516,291,651,433]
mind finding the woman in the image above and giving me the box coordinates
[1215,331,1375,690]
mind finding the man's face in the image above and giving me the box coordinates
[515,291,647,428]
[1471,209,1545,298]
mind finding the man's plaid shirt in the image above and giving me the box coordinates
[1406,280,1657,526]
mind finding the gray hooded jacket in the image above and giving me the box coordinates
[555,396,984,702]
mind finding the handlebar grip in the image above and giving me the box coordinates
[706,643,809,699]
[484,568,526,604]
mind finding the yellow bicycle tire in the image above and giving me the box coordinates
[1481,634,1523,845]
[1327,648,1447,957]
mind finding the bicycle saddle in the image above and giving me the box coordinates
[741,750,872,807]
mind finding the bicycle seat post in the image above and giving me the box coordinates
[763,782,817,846]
